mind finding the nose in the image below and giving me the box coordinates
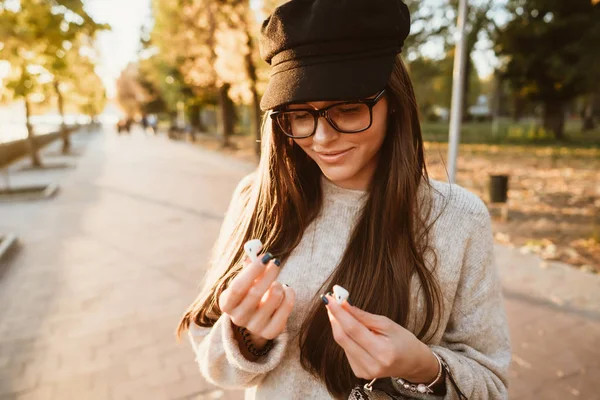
[312,114,339,145]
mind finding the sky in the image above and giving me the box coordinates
[84,0,153,99]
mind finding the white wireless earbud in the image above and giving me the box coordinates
[333,285,349,305]
[243,239,263,262]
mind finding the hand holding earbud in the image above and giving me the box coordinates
[219,239,296,342]
[321,288,440,385]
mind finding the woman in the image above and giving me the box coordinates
[177,0,511,399]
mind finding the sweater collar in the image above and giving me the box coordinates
[320,175,368,207]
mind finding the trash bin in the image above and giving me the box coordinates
[489,175,509,203]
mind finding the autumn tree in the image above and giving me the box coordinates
[116,63,151,118]
[149,0,269,150]
[404,0,497,118]
[0,0,107,166]
[1,0,51,166]
[70,53,107,121]
[150,0,233,146]
[214,0,264,155]
[496,0,600,139]
[41,2,108,153]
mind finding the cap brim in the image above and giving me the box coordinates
[260,53,396,111]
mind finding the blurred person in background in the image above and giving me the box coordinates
[177,0,511,399]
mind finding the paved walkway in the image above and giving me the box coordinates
[0,127,598,399]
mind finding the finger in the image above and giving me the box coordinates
[327,308,378,379]
[261,285,295,340]
[229,259,281,326]
[327,309,372,379]
[342,301,392,334]
[220,253,274,311]
[245,281,285,333]
[325,294,383,357]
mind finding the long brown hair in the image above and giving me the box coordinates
[177,55,443,399]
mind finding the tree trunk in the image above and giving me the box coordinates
[512,95,525,122]
[491,71,503,119]
[543,100,566,140]
[54,79,70,154]
[219,83,234,148]
[242,15,263,158]
[582,91,597,132]
[24,96,42,168]
[207,2,232,146]
[593,86,600,120]
[189,104,199,131]
[582,101,595,131]
[190,103,209,133]
[490,71,503,137]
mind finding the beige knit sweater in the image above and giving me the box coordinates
[188,175,512,400]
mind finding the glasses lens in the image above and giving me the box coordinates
[328,103,371,132]
[277,111,315,138]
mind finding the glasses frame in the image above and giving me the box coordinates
[270,88,387,139]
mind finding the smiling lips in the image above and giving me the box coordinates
[315,148,354,163]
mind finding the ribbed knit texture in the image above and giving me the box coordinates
[188,175,511,400]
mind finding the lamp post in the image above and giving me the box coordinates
[447,0,469,183]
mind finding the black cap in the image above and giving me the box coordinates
[259,0,411,111]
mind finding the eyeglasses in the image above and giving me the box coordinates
[270,88,387,139]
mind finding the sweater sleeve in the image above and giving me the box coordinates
[188,315,290,389]
[392,207,511,400]
[431,207,511,399]
[187,173,290,388]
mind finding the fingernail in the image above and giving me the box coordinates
[261,253,274,264]
[274,258,281,267]
[320,294,329,305]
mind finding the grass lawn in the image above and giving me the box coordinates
[421,119,600,148]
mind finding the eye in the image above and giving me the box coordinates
[338,105,361,113]
[289,111,311,121]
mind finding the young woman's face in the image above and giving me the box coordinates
[289,93,389,190]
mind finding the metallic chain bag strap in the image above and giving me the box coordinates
[348,378,408,400]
